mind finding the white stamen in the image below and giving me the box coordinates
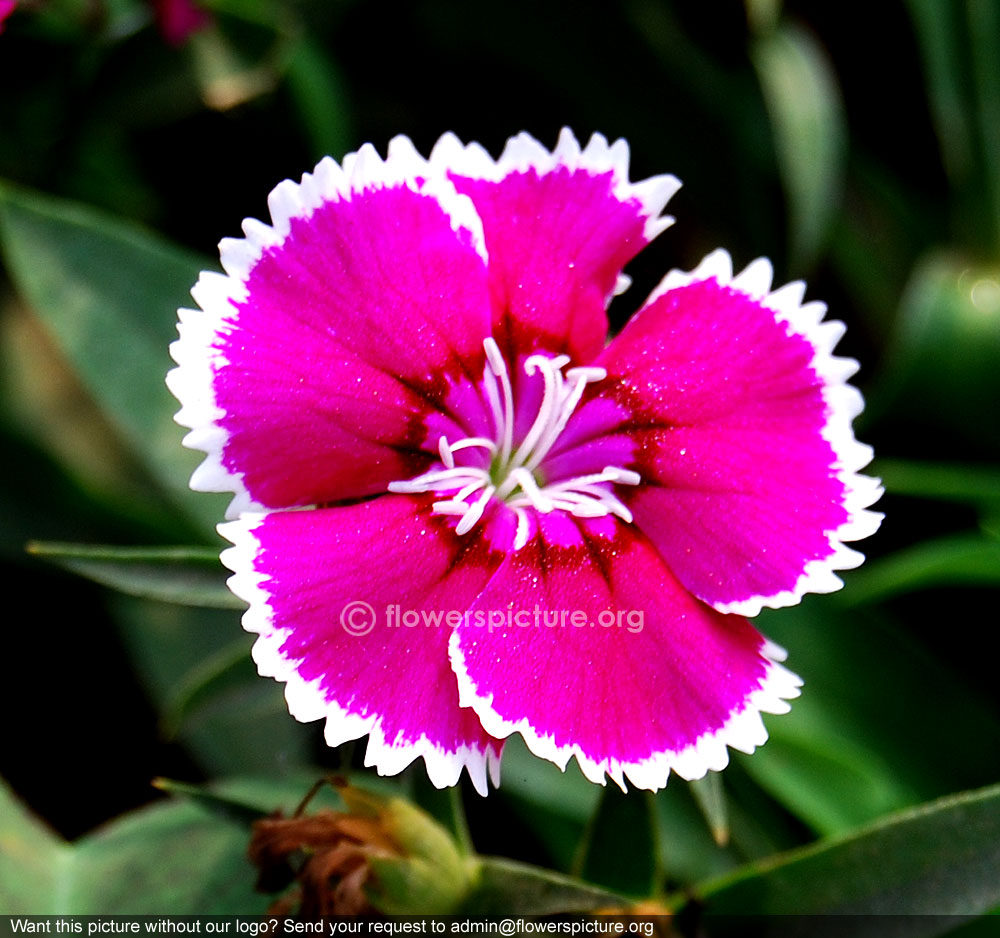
[510,354,575,469]
[507,467,554,513]
[602,466,641,486]
[483,336,507,375]
[450,436,497,456]
[455,485,495,535]
[481,366,504,442]
[484,337,515,466]
[567,366,608,383]
[528,364,606,472]
[389,466,489,493]
[550,496,608,518]
[438,435,455,469]
[512,507,531,550]
[547,466,641,490]
[454,478,489,502]
[432,500,473,516]
[389,339,641,549]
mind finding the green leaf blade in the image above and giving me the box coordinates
[0,776,268,914]
[27,541,241,609]
[0,183,224,535]
[465,857,624,916]
[695,782,1000,915]
[752,23,846,271]
[0,780,68,914]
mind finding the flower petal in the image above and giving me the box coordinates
[449,513,800,790]
[220,495,504,795]
[597,249,883,615]
[431,128,680,362]
[168,135,492,517]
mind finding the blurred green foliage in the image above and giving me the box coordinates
[1,0,999,928]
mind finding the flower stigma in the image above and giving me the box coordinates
[389,338,641,549]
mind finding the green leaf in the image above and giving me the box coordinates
[26,541,241,608]
[839,532,1000,606]
[188,23,277,111]
[0,776,267,914]
[688,773,730,847]
[904,0,974,189]
[737,602,1000,835]
[495,735,600,872]
[967,0,1000,253]
[751,22,846,270]
[31,546,306,766]
[875,458,1000,506]
[738,696,919,836]
[283,36,353,161]
[151,777,271,826]
[573,786,659,897]
[464,857,624,916]
[744,0,782,34]
[0,780,67,914]
[0,182,224,535]
[653,778,746,889]
[160,637,257,736]
[69,803,267,913]
[153,773,347,821]
[107,594,314,776]
[692,781,1000,915]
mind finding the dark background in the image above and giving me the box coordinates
[1,0,998,885]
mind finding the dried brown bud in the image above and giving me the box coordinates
[248,780,470,918]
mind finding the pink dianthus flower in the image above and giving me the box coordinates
[168,130,882,794]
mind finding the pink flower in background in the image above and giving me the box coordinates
[168,129,882,794]
[150,0,209,46]
[0,1,17,34]
[0,0,206,42]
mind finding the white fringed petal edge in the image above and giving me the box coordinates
[428,127,682,289]
[450,628,801,791]
[218,515,502,796]
[166,134,488,520]
[643,248,884,616]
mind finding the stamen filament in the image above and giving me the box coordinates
[450,437,497,455]
[524,368,606,472]
[512,507,531,550]
[455,485,496,535]
[438,436,455,469]
[437,434,497,473]
[484,338,515,467]
[508,355,567,470]
[508,467,554,512]
[389,466,489,493]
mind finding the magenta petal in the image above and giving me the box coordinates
[432,129,680,362]
[597,250,883,615]
[221,495,504,794]
[449,513,800,790]
[168,137,491,516]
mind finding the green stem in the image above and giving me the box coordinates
[967,0,1000,253]
[448,785,474,856]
